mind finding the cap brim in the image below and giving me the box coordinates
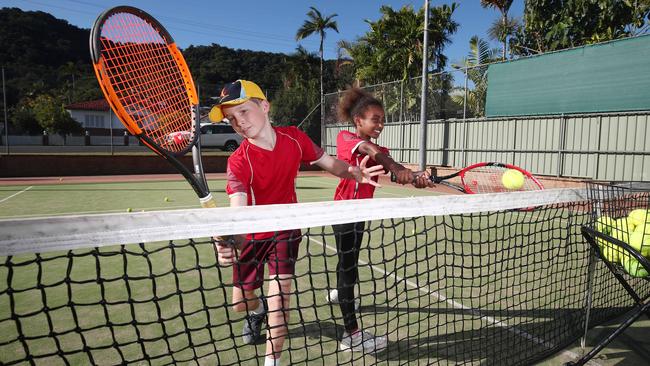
[208,106,224,122]
[208,98,251,122]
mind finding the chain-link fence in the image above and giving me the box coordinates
[323,66,650,181]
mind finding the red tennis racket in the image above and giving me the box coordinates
[90,6,216,208]
[395,162,544,194]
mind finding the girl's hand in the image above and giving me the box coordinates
[394,168,414,185]
[412,170,435,188]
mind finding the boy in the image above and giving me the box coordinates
[211,80,383,366]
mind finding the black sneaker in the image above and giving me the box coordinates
[241,298,267,344]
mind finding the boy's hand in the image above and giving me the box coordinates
[349,155,384,187]
[214,236,241,266]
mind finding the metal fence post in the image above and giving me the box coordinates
[595,115,603,180]
[557,113,566,177]
[418,0,429,171]
[399,80,405,162]
[512,118,517,165]
[2,68,8,155]
[462,67,468,167]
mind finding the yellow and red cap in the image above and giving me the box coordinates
[208,80,267,122]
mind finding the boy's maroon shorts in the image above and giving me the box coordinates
[233,230,302,290]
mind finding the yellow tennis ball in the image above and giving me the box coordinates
[634,222,650,234]
[596,237,621,263]
[628,209,649,227]
[126,208,133,212]
[628,231,650,257]
[501,169,525,190]
[611,218,634,242]
[621,256,649,278]
[164,197,170,202]
[595,215,614,234]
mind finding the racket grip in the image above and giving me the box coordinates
[199,193,217,208]
[391,171,428,184]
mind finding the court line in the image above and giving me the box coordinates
[0,186,33,204]
[0,204,201,219]
[308,236,596,365]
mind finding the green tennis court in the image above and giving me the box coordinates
[1,177,648,365]
[0,175,439,219]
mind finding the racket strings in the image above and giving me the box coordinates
[461,167,541,193]
[98,12,194,153]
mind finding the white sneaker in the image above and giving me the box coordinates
[339,330,387,353]
[326,289,360,311]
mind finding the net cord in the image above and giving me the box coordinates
[0,188,586,256]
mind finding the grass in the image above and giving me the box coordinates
[0,175,436,219]
[0,176,640,365]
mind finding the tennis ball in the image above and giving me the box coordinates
[628,231,650,257]
[164,196,170,202]
[628,209,649,227]
[621,256,649,278]
[126,208,133,212]
[596,237,621,263]
[634,222,650,234]
[411,228,416,235]
[595,215,614,234]
[610,218,634,242]
[502,169,525,190]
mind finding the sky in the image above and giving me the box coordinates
[3,0,524,67]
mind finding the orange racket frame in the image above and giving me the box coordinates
[90,6,215,207]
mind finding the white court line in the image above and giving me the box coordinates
[0,186,33,204]
[0,204,201,219]
[308,235,595,365]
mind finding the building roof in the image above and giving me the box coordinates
[65,99,110,112]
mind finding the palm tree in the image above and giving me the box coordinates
[296,7,339,143]
[480,0,515,59]
[451,36,499,117]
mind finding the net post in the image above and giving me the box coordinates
[580,241,597,350]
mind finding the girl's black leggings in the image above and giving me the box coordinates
[332,221,365,333]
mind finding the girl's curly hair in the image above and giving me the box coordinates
[337,87,383,124]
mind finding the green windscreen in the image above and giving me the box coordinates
[485,35,650,117]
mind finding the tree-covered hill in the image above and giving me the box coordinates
[0,7,333,137]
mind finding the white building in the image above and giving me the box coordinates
[65,99,125,135]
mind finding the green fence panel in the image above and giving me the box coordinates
[486,35,650,117]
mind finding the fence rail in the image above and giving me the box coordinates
[325,110,650,181]
[323,63,650,182]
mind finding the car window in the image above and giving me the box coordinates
[215,125,235,134]
[200,124,237,135]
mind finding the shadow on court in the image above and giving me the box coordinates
[285,304,649,365]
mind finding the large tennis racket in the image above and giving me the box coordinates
[90,6,216,208]
[395,162,544,194]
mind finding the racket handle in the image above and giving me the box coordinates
[391,170,431,183]
[390,172,420,182]
[199,193,217,208]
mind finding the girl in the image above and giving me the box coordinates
[329,87,431,353]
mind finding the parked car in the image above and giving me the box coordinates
[200,123,243,151]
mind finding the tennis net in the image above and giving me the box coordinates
[0,188,647,365]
